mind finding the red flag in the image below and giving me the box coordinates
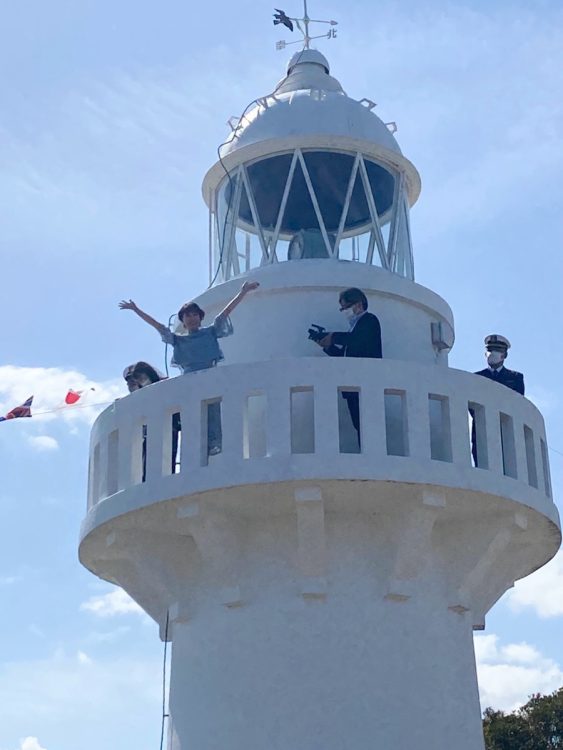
[0,396,33,422]
[64,388,95,405]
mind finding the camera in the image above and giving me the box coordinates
[308,324,327,343]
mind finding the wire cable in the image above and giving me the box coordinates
[159,610,170,750]
[164,314,176,378]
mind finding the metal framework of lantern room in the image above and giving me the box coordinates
[207,147,415,284]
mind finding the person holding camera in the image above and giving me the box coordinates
[312,287,382,444]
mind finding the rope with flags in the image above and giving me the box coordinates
[2,386,563,470]
[0,389,98,422]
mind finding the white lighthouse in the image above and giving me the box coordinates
[79,19,561,750]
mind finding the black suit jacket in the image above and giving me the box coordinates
[474,367,525,395]
[323,312,382,359]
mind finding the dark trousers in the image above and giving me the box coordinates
[342,391,361,447]
[172,413,181,474]
[469,409,479,467]
[142,416,182,481]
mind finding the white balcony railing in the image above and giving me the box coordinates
[85,359,557,526]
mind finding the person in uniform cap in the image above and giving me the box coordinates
[471,335,524,467]
[474,335,524,395]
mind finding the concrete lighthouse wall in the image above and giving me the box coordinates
[166,511,485,750]
[190,260,454,368]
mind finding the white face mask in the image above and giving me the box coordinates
[342,307,356,321]
[486,350,504,367]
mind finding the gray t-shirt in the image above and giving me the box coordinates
[160,315,233,374]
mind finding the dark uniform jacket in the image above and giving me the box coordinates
[474,367,525,395]
[323,312,382,359]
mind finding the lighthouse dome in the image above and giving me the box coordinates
[220,49,402,157]
[202,49,421,284]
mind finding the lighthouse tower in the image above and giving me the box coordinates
[79,23,560,750]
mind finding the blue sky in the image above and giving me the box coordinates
[1,1,563,748]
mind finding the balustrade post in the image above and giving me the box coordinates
[145,409,166,482]
[484,405,503,475]
[266,384,291,457]
[180,393,202,473]
[98,433,110,501]
[359,379,386,458]
[219,386,245,462]
[314,380,340,457]
[405,382,430,461]
[513,419,529,485]
[449,393,472,467]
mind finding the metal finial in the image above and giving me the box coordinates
[273,1,338,51]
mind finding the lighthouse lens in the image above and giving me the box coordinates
[223,150,395,237]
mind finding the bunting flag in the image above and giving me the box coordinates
[64,388,95,405]
[0,396,34,422]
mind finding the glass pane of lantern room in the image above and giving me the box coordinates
[216,170,242,279]
[245,154,293,231]
[217,170,241,237]
[391,195,414,279]
[364,159,395,217]
[346,164,370,234]
[235,180,265,270]
[302,151,357,233]
[335,167,371,262]
[281,159,330,261]
[281,157,320,233]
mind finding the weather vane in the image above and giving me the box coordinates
[273,1,338,51]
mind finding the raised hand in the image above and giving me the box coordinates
[119,299,139,311]
[241,281,260,294]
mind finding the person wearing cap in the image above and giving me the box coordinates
[119,280,259,455]
[474,335,524,395]
[315,287,382,446]
[123,361,166,392]
[471,335,524,467]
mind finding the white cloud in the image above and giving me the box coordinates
[27,625,46,640]
[506,552,563,618]
[0,366,123,428]
[80,588,145,618]
[0,575,20,586]
[27,435,59,452]
[0,649,160,742]
[84,626,131,644]
[77,651,93,666]
[475,633,563,712]
[19,738,47,750]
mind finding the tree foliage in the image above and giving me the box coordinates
[483,688,563,749]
